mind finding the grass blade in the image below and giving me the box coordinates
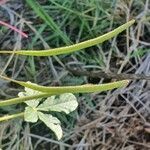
[25,0,71,44]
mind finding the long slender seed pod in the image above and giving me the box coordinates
[0,20,135,56]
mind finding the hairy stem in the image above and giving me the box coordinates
[0,112,24,122]
[0,93,52,107]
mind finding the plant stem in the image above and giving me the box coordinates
[0,93,52,107]
[67,68,150,80]
[0,112,24,122]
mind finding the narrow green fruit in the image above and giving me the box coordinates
[0,75,129,94]
[0,20,135,56]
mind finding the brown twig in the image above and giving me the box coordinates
[67,67,150,80]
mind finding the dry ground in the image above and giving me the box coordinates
[0,0,150,149]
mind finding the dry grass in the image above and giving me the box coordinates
[0,0,150,149]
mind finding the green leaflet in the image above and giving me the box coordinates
[24,108,63,140]
[18,82,41,107]
[38,112,63,140]
[24,107,38,123]
[37,93,78,114]
[0,20,135,56]
[0,75,129,94]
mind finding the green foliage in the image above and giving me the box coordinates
[26,0,71,44]
[38,112,63,140]
[37,93,78,114]
[18,87,78,140]
[18,81,42,107]
[24,107,38,123]
[0,19,135,140]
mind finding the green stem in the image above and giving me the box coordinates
[0,20,135,56]
[0,112,24,122]
[0,93,52,107]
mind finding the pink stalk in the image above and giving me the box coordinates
[0,20,28,38]
[0,0,9,5]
